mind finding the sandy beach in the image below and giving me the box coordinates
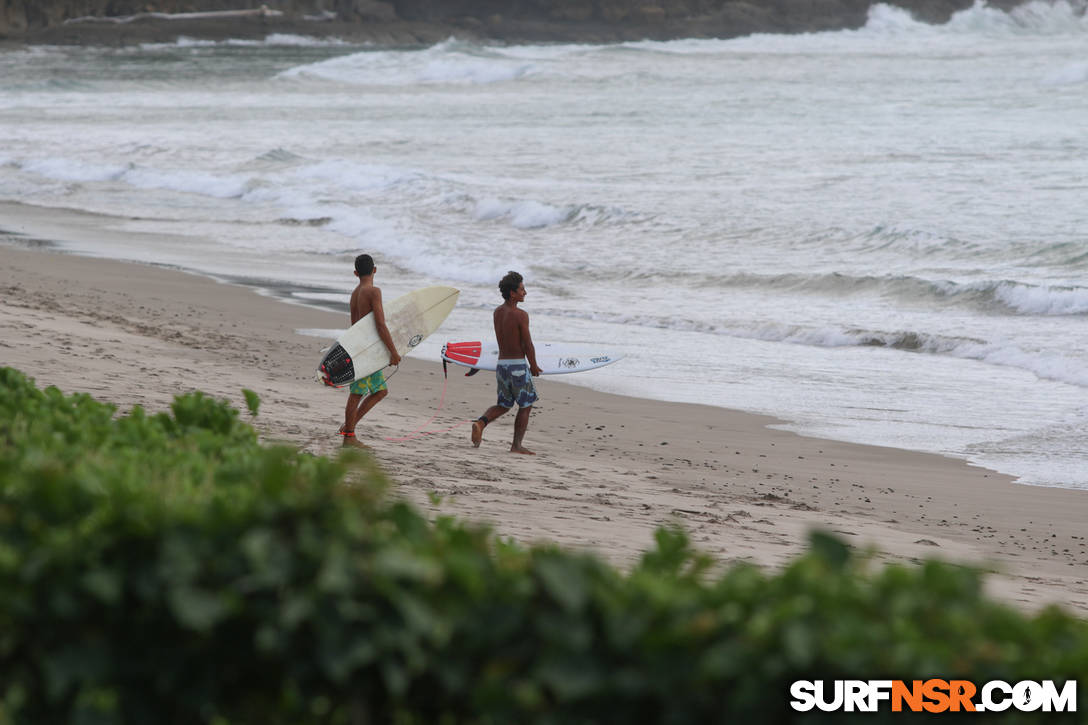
[2,203,1087,616]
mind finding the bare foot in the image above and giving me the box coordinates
[471,420,484,448]
[510,446,535,455]
[339,427,367,448]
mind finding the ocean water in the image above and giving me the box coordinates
[2,2,1088,488]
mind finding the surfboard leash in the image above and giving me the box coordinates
[381,360,474,442]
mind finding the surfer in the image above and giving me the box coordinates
[340,254,401,443]
[471,270,542,455]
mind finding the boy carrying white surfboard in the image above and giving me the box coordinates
[340,254,401,445]
[470,270,542,455]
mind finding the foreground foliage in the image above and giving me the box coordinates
[0,367,1084,724]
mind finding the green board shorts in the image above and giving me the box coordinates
[349,369,387,396]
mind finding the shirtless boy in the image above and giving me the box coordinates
[471,270,542,455]
[340,254,401,443]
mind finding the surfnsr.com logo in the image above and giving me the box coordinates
[790,679,1077,713]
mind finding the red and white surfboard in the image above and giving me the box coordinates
[441,340,622,375]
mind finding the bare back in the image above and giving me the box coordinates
[348,268,400,367]
[494,302,530,359]
[350,284,381,325]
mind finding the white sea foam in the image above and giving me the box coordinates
[473,198,570,228]
[323,206,397,244]
[359,231,518,285]
[391,252,510,286]
[451,192,641,230]
[291,160,422,192]
[488,43,603,61]
[171,37,223,47]
[260,34,348,47]
[21,158,128,183]
[1043,61,1088,85]
[127,167,252,198]
[17,156,253,198]
[239,185,286,205]
[1001,0,1088,34]
[143,34,346,50]
[991,282,1088,316]
[417,57,533,84]
[746,327,1088,390]
[280,37,536,86]
[977,345,1088,389]
[543,300,1088,392]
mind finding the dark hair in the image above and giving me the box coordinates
[499,270,523,300]
[354,254,375,277]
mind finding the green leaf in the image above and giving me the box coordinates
[242,389,260,417]
[808,529,851,569]
[534,555,588,613]
[168,586,229,631]
[81,568,123,606]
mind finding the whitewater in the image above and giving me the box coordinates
[1,1,1087,487]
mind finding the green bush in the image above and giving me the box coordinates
[0,367,1085,724]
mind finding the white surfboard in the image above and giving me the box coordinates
[318,286,459,387]
[441,340,621,375]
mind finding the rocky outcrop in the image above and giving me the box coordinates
[382,0,976,30]
[0,0,996,45]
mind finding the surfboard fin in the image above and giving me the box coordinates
[465,368,480,377]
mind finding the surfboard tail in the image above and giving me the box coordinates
[442,340,483,366]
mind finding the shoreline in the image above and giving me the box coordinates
[0,202,1073,492]
[1,207,1087,614]
[0,200,1015,480]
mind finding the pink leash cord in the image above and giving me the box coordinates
[381,363,473,442]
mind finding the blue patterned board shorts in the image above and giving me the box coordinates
[349,369,387,396]
[496,359,538,408]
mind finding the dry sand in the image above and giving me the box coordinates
[2,205,1087,616]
